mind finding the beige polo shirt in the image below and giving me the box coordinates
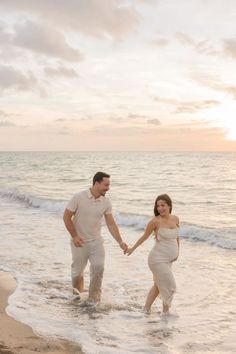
[66,189,112,242]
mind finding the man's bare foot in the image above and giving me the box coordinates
[76,276,84,292]
[162,303,169,314]
[72,288,81,301]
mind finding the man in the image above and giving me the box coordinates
[63,171,127,303]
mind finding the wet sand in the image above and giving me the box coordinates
[0,271,83,354]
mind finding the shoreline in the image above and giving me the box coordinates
[0,271,84,354]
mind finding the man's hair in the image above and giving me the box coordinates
[93,171,110,185]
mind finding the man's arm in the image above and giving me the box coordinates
[104,213,127,251]
[63,208,84,247]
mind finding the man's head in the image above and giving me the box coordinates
[93,171,110,196]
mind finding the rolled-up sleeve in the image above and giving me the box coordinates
[66,194,79,212]
[105,199,112,214]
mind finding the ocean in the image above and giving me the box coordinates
[0,151,235,354]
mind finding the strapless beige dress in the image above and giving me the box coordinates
[148,227,179,307]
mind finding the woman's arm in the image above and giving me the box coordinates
[176,216,180,254]
[125,218,158,256]
[171,216,180,262]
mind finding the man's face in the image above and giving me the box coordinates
[97,177,110,196]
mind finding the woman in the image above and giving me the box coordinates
[125,194,179,314]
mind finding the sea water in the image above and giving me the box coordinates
[0,152,235,354]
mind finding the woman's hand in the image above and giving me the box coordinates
[153,229,158,241]
[124,247,134,256]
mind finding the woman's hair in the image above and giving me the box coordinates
[154,194,172,216]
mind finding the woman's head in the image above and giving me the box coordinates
[154,194,172,216]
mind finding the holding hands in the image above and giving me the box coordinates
[124,246,134,256]
[119,241,128,252]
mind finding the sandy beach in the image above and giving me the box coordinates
[0,271,83,354]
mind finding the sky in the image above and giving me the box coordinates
[0,0,236,151]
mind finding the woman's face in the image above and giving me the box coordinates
[156,199,170,216]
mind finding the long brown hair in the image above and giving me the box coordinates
[154,194,172,216]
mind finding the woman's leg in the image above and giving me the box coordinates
[149,261,176,313]
[144,282,159,312]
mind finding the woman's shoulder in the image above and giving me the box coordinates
[171,215,180,226]
[150,216,161,226]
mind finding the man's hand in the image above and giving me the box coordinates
[171,255,178,262]
[73,235,84,247]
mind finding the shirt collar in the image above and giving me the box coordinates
[86,189,103,201]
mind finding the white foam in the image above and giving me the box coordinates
[1,189,235,250]
[0,189,65,214]
[181,224,236,250]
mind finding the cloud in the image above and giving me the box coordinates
[128,113,146,119]
[176,32,196,47]
[147,119,161,125]
[0,110,9,118]
[109,117,126,123]
[57,130,71,136]
[0,120,15,127]
[0,110,22,119]
[0,65,38,91]
[0,118,231,151]
[54,118,80,122]
[192,75,236,100]
[0,64,47,96]
[153,97,178,105]
[223,39,236,59]
[0,24,11,44]
[91,124,152,136]
[154,96,220,113]
[83,120,226,148]
[174,100,220,113]
[88,121,230,151]
[44,66,78,78]
[152,38,169,47]
[55,118,66,122]
[109,114,161,125]
[221,86,236,99]
[175,32,218,56]
[0,23,21,60]
[1,0,141,40]
[13,20,83,62]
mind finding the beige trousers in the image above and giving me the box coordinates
[71,238,105,301]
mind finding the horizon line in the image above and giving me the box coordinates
[0,150,236,153]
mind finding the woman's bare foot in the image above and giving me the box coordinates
[143,307,151,315]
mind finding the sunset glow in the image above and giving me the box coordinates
[0,0,236,151]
